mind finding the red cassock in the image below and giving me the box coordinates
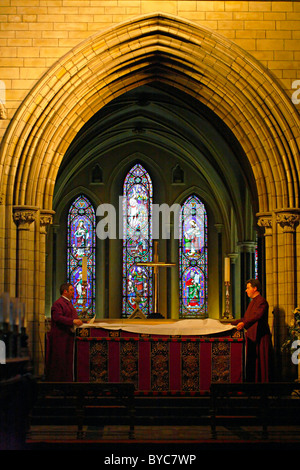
[234,294,271,382]
[45,296,79,382]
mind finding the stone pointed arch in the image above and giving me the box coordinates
[1,13,300,376]
[0,12,299,213]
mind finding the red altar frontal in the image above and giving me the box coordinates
[75,320,244,393]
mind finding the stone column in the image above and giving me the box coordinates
[257,215,273,306]
[38,210,54,375]
[228,252,238,318]
[13,207,54,376]
[276,211,300,380]
[13,206,37,362]
[170,220,179,319]
[276,212,300,324]
[13,207,37,301]
[257,214,278,359]
[238,241,257,315]
[214,223,223,318]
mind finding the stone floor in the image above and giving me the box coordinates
[26,423,300,452]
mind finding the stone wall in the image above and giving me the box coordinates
[0,1,300,378]
[0,1,300,141]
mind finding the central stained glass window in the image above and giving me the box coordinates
[179,195,208,318]
[122,164,153,318]
[67,195,96,319]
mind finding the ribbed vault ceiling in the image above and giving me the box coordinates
[55,82,257,239]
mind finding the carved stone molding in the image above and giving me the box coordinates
[257,216,273,237]
[228,253,239,264]
[13,207,37,230]
[214,223,224,233]
[257,217,272,229]
[40,210,55,234]
[276,212,300,233]
[0,101,7,120]
[238,241,257,253]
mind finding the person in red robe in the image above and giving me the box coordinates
[45,283,83,381]
[232,279,271,382]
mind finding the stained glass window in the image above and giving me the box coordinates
[179,195,208,318]
[122,164,153,317]
[255,233,258,279]
[67,195,96,319]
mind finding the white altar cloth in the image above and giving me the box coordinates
[79,318,235,336]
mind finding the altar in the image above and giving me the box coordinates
[75,319,244,393]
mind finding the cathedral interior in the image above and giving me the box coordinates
[1,0,300,452]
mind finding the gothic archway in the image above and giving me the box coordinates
[1,13,299,374]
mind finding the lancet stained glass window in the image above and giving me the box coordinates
[255,233,258,279]
[122,164,153,318]
[179,195,208,318]
[67,195,96,319]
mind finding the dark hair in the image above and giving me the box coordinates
[246,278,261,292]
[60,283,73,295]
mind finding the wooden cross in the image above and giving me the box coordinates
[136,241,176,316]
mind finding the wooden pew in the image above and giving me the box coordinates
[210,382,300,438]
[30,381,136,439]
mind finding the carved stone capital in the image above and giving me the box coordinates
[13,206,37,230]
[228,253,239,264]
[276,212,300,233]
[238,241,257,253]
[214,223,224,233]
[257,215,272,237]
[257,217,272,229]
[40,210,55,234]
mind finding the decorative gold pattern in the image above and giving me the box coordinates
[182,342,199,391]
[90,341,108,382]
[120,341,138,389]
[78,328,89,337]
[13,208,37,230]
[40,210,55,234]
[276,212,300,232]
[151,342,169,391]
[211,342,230,383]
[231,330,243,339]
[109,331,120,337]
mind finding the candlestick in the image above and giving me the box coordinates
[223,281,233,319]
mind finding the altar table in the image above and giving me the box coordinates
[75,320,244,393]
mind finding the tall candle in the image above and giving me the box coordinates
[224,257,230,283]
[82,256,87,283]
